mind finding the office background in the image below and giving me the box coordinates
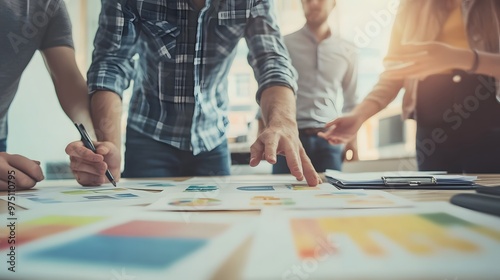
[7,0,415,176]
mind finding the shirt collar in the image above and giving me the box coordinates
[300,24,334,44]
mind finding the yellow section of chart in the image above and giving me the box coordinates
[291,213,500,259]
[23,215,104,226]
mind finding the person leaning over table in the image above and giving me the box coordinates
[0,0,95,190]
[318,0,500,173]
[258,0,359,174]
[65,0,321,186]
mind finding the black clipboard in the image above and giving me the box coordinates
[328,175,478,190]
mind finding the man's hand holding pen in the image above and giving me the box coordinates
[66,140,120,186]
[66,125,121,187]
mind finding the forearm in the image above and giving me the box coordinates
[90,91,122,150]
[55,76,96,139]
[350,98,385,122]
[41,46,96,138]
[346,134,358,147]
[259,86,297,129]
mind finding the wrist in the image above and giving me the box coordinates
[466,49,479,73]
[351,105,373,124]
[267,116,297,129]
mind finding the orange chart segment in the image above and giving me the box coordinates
[1,215,104,250]
[290,212,500,259]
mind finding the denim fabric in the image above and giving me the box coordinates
[0,138,6,152]
[122,127,230,178]
[273,133,343,174]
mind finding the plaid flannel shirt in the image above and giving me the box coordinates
[88,0,297,154]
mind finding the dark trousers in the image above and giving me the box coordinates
[415,70,500,173]
[122,127,231,178]
[273,132,343,174]
[0,138,6,152]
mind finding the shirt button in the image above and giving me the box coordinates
[472,34,481,42]
[452,75,462,83]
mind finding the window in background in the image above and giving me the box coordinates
[379,114,405,147]
[235,74,251,98]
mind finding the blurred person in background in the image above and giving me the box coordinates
[319,0,500,173]
[259,0,359,174]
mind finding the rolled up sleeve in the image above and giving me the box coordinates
[245,0,297,104]
[87,0,137,98]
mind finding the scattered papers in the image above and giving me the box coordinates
[116,180,181,191]
[147,189,413,211]
[6,187,157,209]
[0,209,255,280]
[244,202,500,279]
[119,180,336,193]
[183,174,302,185]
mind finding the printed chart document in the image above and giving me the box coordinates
[244,202,500,280]
[184,174,301,185]
[133,181,337,194]
[98,176,306,191]
[0,209,255,280]
[2,187,158,209]
[147,188,413,211]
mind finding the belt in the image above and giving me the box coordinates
[298,127,326,136]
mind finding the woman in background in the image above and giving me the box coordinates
[319,0,500,173]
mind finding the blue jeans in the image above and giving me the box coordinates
[122,128,231,178]
[273,133,343,174]
[0,138,6,152]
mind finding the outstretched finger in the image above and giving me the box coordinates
[299,147,320,186]
[282,144,304,181]
[250,140,265,167]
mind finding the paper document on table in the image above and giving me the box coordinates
[244,202,500,280]
[117,180,188,191]
[3,187,158,209]
[147,189,414,211]
[0,209,255,280]
[184,174,301,185]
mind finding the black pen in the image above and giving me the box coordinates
[74,123,117,187]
